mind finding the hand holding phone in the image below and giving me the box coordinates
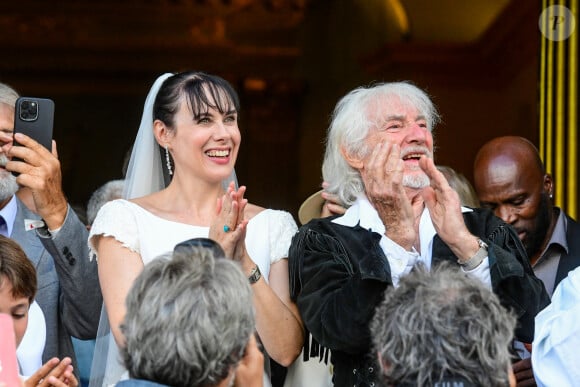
[7,97,68,230]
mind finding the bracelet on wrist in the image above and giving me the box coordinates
[458,238,488,271]
[248,265,261,284]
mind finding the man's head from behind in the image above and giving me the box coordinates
[473,136,553,261]
[86,179,125,226]
[121,238,255,387]
[371,264,516,387]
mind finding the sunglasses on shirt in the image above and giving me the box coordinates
[173,237,226,258]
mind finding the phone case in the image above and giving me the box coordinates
[13,96,54,151]
[0,313,21,387]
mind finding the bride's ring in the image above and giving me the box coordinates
[223,225,231,233]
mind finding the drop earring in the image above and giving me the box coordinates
[165,146,173,175]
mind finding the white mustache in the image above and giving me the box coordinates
[0,154,8,168]
[400,146,433,159]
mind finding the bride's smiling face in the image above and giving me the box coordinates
[168,93,241,183]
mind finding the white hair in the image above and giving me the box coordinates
[121,242,255,386]
[86,180,125,225]
[0,82,19,107]
[322,81,439,205]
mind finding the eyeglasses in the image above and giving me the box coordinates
[173,237,225,257]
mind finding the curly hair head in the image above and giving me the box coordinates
[370,263,516,386]
[121,241,255,386]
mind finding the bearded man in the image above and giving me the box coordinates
[289,82,549,387]
[474,136,580,297]
[0,82,101,375]
[473,136,580,387]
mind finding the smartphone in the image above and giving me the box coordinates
[0,313,21,387]
[13,97,54,151]
[12,97,54,176]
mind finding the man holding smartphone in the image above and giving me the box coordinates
[0,82,102,378]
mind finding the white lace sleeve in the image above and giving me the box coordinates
[88,199,140,261]
[268,210,298,264]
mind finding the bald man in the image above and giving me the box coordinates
[473,136,580,298]
[474,136,580,386]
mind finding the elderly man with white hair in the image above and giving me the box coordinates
[288,81,549,387]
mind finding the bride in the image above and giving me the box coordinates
[88,72,303,386]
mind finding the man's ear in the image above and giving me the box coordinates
[341,146,364,170]
[543,173,554,198]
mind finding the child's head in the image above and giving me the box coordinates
[0,235,37,347]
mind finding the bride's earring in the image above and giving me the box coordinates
[165,146,173,175]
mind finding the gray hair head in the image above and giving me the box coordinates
[322,82,440,206]
[0,82,19,107]
[370,263,516,386]
[86,179,125,225]
[121,242,255,386]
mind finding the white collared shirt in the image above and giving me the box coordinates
[533,266,580,386]
[16,301,46,377]
[332,195,491,288]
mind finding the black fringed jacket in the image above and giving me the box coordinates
[288,207,550,387]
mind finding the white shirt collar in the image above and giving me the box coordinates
[332,194,385,232]
[332,193,474,254]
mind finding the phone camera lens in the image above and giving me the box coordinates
[19,99,39,121]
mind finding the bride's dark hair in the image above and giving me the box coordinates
[153,71,240,128]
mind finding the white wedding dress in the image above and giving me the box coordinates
[88,199,297,386]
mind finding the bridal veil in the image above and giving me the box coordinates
[89,72,237,386]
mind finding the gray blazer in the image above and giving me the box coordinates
[11,198,102,369]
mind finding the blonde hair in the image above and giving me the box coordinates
[437,165,479,208]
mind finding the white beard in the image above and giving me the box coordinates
[399,146,433,189]
[402,172,430,189]
[0,154,19,202]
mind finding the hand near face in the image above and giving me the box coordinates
[360,141,417,250]
[419,156,479,261]
[6,133,68,230]
[24,357,78,387]
[0,130,13,148]
[234,334,264,387]
[320,183,346,217]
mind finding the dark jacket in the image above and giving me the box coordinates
[288,208,549,387]
[554,210,580,287]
